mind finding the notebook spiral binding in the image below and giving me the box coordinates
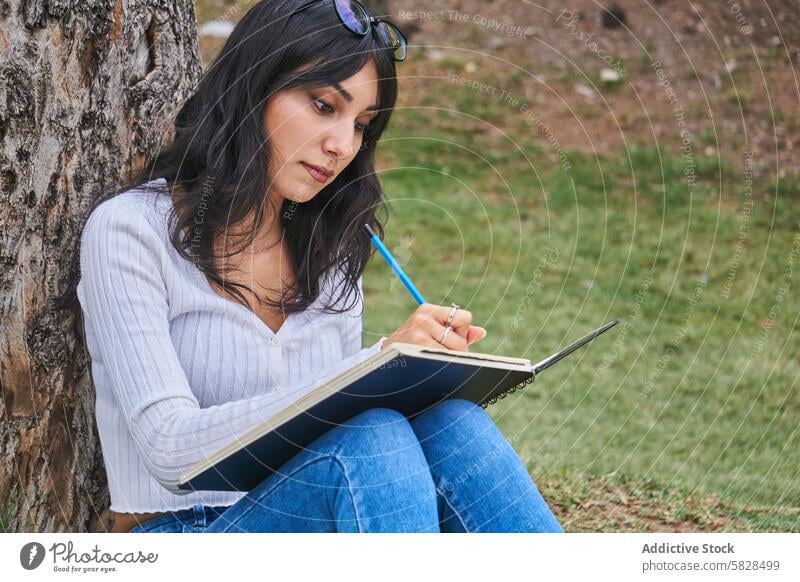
[479,371,536,409]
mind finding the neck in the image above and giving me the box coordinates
[168,178,287,255]
[242,196,285,253]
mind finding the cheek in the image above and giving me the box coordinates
[265,97,311,158]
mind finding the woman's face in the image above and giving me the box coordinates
[263,60,379,205]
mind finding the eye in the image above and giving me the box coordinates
[312,97,334,114]
[312,96,372,134]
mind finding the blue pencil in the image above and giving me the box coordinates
[363,224,427,305]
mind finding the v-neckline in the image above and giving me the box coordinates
[160,178,322,341]
[197,272,302,340]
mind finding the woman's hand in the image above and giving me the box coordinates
[380,303,487,352]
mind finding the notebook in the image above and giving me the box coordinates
[177,320,619,493]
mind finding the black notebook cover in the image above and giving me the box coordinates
[177,343,534,493]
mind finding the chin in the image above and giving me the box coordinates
[286,192,316,205]
[275,186,310,206]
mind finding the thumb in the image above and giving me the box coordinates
[467,326,487,345]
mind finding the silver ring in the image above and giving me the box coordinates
[437,325,452,345]
[445,303,459,327]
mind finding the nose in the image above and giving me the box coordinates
[323,121,358,161]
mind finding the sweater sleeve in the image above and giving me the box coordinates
[77,200,386,494]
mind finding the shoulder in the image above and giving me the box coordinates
[83,179,171,237]
[93,178,170,225]
[81,179,172,256]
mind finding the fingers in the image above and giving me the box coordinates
[397,317,468,351]
[414,304,483,351]
[421,303,473,334]
[437,324,486,351]
[466,325,487,345]
[435,323,469,351]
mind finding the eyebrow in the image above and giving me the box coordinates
[331,82,379,113]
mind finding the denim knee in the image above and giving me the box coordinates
[412,398,489,439]
[347,406,409,428]
[428,398,484,419]
[334,407,423,458]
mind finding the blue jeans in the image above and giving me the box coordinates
[130,399,563,533]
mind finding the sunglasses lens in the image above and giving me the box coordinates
[377,22,407,61]
[335,0,370,34]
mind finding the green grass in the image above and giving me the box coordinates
[361,77,800,528]
[539,470,799,532]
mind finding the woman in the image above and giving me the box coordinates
[61,0,563,533]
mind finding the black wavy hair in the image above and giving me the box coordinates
[56,0,399,325]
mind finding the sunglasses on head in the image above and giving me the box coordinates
[291,0,408,62]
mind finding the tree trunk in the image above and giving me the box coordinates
[0,0,201,533]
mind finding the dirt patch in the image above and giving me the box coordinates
[391,0,799,174]
[537,472,799,532]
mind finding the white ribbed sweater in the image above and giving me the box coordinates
[76,179,386,512]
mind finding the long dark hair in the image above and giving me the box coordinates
[56,0,398,327]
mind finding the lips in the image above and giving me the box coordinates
[301,162,333,183]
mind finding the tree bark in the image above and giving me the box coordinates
[0,0,201,533]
